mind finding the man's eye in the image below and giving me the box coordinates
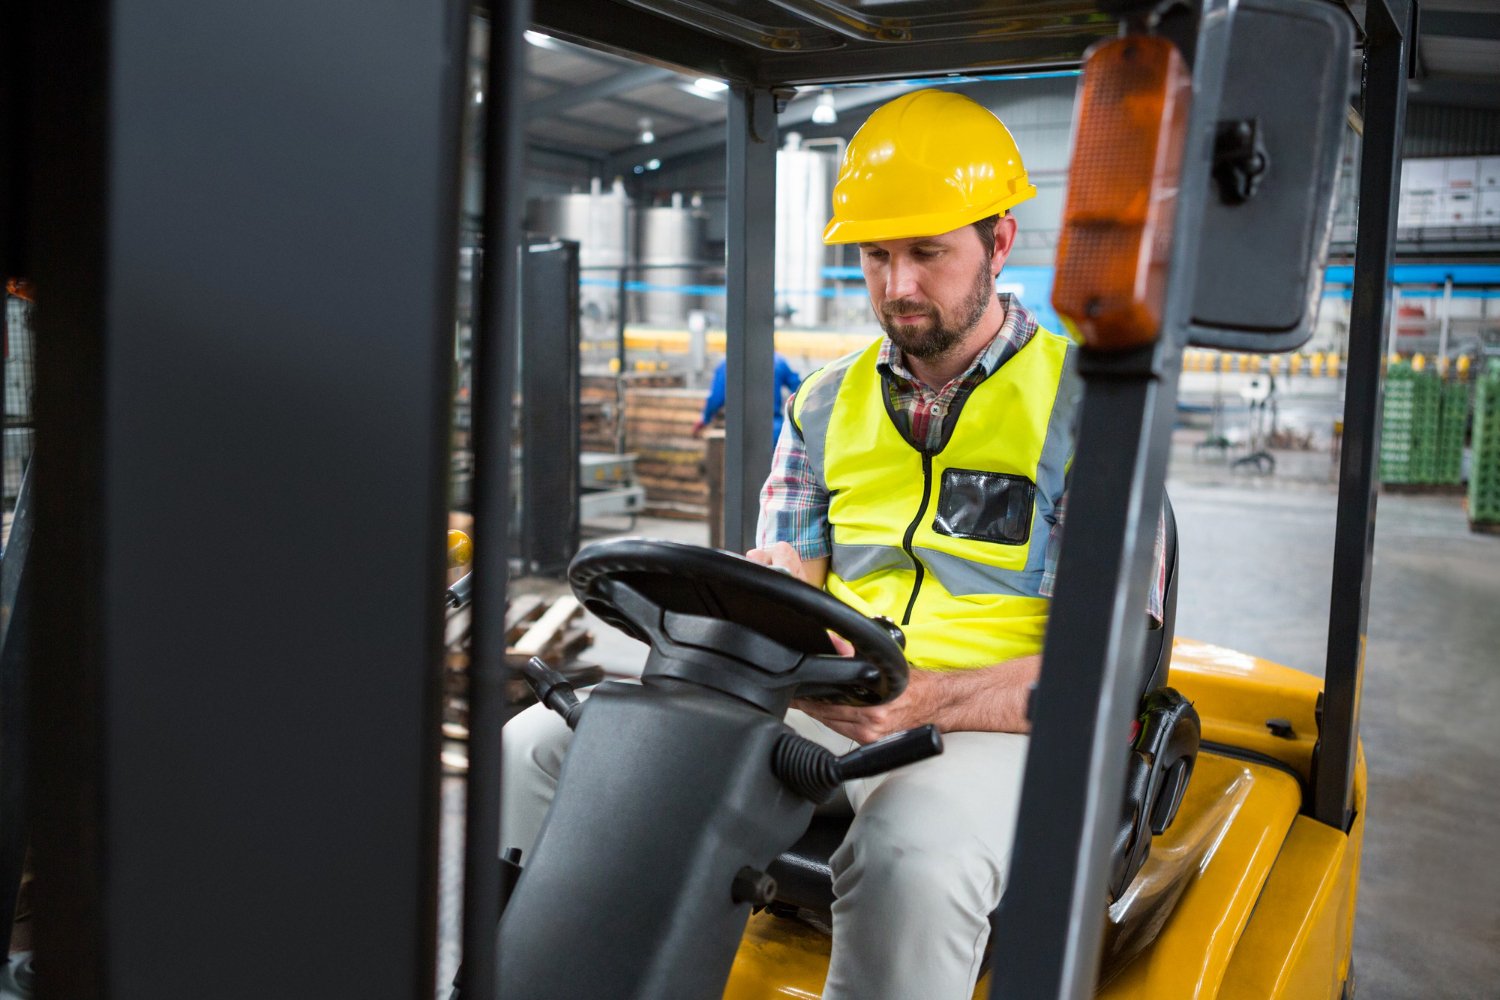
[863,250,888,262]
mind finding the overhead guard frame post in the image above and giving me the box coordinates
[24,1,467,995]
[722,85,778,553]
[0,467,34,957]
[469,2,533,1000]
[1315,0,1411,831]
[988,3,1235,996]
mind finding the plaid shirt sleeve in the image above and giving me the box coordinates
[1041,490,1167,625]
[755,392,831,560]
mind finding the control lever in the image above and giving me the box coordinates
[772,724,943,803]
[520,656,584,729]
[445,572,472,610]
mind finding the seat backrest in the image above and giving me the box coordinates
[1140,493,1180,695]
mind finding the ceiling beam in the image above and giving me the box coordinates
[604,83,910,173]
[526,65,680,120]
[1406,76,1500,110]
[1420,10,1500,41]
[527,141,609,167]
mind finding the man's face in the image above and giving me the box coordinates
[858,226,997,361]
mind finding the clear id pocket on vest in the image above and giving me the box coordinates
[932,468,1036,545]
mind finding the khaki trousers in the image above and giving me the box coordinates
[500,699,1028,1000]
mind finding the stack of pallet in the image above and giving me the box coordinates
[580,374,621,453]
[1469,362,1500,531]
[626,384,709,519]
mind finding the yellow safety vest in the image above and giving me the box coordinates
[791,329,1078,669]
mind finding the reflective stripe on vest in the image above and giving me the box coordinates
[792,330,1078,668]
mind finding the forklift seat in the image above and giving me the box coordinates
[767,495,1198,918]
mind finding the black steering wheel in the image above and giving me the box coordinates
[569,538,909,713]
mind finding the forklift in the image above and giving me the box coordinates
[1,0,1407,998]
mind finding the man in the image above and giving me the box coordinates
[501,89,1162,998]
[746,88,1163,998]
[691,352,802,442]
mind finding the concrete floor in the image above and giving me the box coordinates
[449,428,1500,998]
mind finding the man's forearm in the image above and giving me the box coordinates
[927,654,1040,734]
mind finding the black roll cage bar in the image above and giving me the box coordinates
[464,0,1412,996]
[2,0,1409,997]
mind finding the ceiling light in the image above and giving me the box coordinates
[692,78,729,96]
[811,91,838,125]
[473,90,484,105]
[646,158,662,171]
[637,117,656,145]
[523,30,554,47]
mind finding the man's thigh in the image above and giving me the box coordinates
[844,731,1030,859]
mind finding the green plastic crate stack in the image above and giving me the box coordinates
[1411,368,1443,483]
[1436,379,1469,486]
[1380,362,1416,484]
[1471,362,1500,525]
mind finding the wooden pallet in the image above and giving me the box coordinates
[443,593,596,731]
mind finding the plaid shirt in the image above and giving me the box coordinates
[757,293,1165,623]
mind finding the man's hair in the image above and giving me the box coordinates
[972,213,1001,260]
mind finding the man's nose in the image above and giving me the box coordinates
[885,255,920,300]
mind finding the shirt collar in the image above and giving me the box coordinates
[877,292,1038,386]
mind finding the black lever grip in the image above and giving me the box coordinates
[835,724,943,781]
[445,572,472,610]
[520,656,583,729]
[772,724,944,803]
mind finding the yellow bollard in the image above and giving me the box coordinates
[1310,353,1325,377]
[1268,355,1282,376]
[1412,353,1426,372]
[1221,353,1234,373]
[1328,354,1340,378]
[1458,355,1472,378]
[1290,354,1304,376]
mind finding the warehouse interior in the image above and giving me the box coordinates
[3,1,1500,999]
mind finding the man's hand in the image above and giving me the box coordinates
[796,655,1041,744]
[794,668,944,744]
[691,419,707,438]
[745,541,828,589]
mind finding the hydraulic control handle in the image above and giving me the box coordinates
[835,724,943,781]
[445,572,472,610]
[772,724,943,803]
[521,656,584,729]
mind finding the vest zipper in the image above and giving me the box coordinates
[899,452,934,626]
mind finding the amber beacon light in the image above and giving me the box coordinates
[1051,35,1191,351]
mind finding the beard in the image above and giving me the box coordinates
[878,262,995,361]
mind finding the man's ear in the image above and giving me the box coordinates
[991,214,1019,276]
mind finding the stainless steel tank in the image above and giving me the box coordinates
[776,134,836,328]
[526,178,634,346]
[638,193,706,328]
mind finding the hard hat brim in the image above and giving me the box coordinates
[821,184,1038,245]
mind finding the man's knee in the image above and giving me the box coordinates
[831,812,1005,913]
[501,702,573,781]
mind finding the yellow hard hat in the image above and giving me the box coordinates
[822,89,1036,245]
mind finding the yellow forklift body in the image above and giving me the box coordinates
[722,640,1366,999]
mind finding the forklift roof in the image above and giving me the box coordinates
[527,0,1120,86]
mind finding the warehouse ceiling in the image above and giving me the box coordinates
[518,1,1500,174]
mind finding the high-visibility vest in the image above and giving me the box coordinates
[791,330,1078,668]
